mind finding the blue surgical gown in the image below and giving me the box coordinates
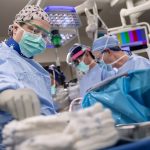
[79,54,150,97]
[0,42,56,148]
[118,54,150,74]
[79,64,115,97]
[81,54,150,124]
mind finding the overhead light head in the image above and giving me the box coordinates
[44,6,82,48]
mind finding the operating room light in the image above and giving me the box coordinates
[44,6,81,28]
[44,6,81,48]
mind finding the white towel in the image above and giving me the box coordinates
[64,109,119,150]
[15,134,75,150]
[3,103,118,150]
[3,115,69,147]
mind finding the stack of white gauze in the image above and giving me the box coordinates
[3,103,119,150]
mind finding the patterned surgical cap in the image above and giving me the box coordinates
[8,5,50,37]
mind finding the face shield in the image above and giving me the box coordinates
[66,44,90,67]
[66,52,83,67]
[66,52,73,66]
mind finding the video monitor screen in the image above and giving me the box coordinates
[109,27,149,51]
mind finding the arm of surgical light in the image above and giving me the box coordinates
[85,8,98,40]
[93,1,108,30]
[84,1,108,40]
[75,0,95,14]
[120,0,150,26]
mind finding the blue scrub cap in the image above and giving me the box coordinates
[92,35,120,52]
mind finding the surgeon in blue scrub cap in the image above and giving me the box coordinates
[92,35,150,74]
[0,5,56,149]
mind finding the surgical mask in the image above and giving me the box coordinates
[18,26,46,58]
[51,85,56,95]
[76,54,90,73]
[77,61,89,73]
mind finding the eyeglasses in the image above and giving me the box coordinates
[23,22,52,43]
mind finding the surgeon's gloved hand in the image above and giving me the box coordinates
[0,88,40,120]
